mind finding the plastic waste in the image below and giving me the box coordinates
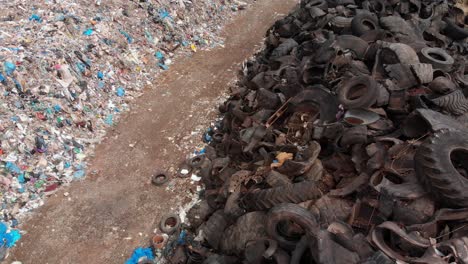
[125,247,155,264]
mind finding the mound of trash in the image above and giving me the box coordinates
[0,0,247,224]
[156,0,468,263]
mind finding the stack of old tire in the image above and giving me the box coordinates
[168,0,468,263]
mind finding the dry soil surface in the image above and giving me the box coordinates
[9,0,299,263]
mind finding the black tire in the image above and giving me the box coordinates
[335,35,369,59]
[290,236,310,264]
[414,131,468,208]
[220,212,268,254]
[151,172,169,186]
[428,76,457,95]
[265,171,292,188]
[199,210,229,249]
[419,47,454,71]
[270,39,298,60]
[351,12,379,36]
[337,76,378,109]
[188,155,206,168]
[430,90,468,116]
[187,200,214,229]
[304,0,327,10]
[339,125,368,147]
[241,181,328,211]
[266,203,319,250]
[159,213,181,234]
[443,19,468,40]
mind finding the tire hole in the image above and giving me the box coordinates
[155,174,166,181]
[433,69,446,79]
[428,52,446,62]
[362,20,376,31]
[347,84,367,100]
[164,217,178,228]
[450,149,468,179]
[403,115,430,138]
[277,220,304,242]
[343,116,364,125]
[384,172,403,184]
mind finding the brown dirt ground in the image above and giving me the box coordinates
[9,0,299,263]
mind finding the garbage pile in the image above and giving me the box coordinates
[160,0,468,263]
[0,0,248,224]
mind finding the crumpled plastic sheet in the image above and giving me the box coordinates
[0,222,21,248]
[125,247,155,264]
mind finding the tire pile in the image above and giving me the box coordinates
[167,0,468,263]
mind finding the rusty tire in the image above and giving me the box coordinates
[414,131,468,208]
[266,203,319,250]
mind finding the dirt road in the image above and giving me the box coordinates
[9,0,298,263]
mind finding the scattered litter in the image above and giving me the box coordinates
[0,0,244,226]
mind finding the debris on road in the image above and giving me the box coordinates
[156,0,468,262]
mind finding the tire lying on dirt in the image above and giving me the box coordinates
[414,131,468,208]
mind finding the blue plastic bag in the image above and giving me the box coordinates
[116,87,125,97]
[4,62,16,76]
[125,247,155,264]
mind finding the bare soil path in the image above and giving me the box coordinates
[9,1,298,263]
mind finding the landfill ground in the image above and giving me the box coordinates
[8,0,299,263]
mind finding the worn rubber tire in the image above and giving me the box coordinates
[152,172,169,186]
[199,210,229,249]
[220,211,268,254]
[443,19,468,40]
[335,35,369,59]
[187,200,214,229]
[290,236,310,264]
[241,181,328,211]
[304,0,327,10]
[351,12,379,36]
[337,75,378,109]
[188,155,206,168]
[428,76,457,95]
[331,16,353,29]
[414,131,468,208]
[430,89,468,116]
[266,203,319,250]
[419,47,454,71]
[159,213,181,234]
